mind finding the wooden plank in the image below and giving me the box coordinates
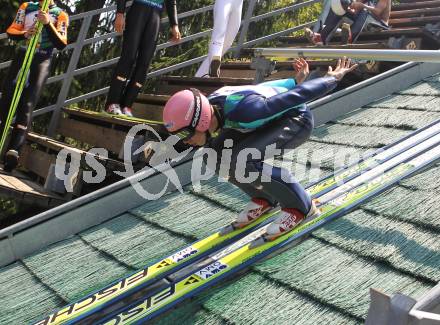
[57,117,126,154]
[156,84,220,95]
[160,75,253,85]
[392,0,440,11]
[391,8,440,18]
[26,132,125,171]
[156,76,253,95]
[19,145,54,179]
[399,0,433,3]
[0,175,18,190]
[277,28,425,45]
[132,102,164,122]
[135,93,169,104]
[27,132,85,155]
[0,182,66,208]
[220,69,256,79]
[1,174,42,195]
[389,16,440,27]
[218,61,256,78]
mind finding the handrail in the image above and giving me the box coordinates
[0,0,323,134]
[249,0,320,23]
[253,48,440,62]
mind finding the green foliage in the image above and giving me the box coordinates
[0,0,323,217]
[1,0,323,115]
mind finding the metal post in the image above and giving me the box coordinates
[47,15,93,137]
[251,56,276,83]
[233,0,258,58]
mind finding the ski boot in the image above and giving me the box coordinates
[264,199,321,241]
[340,23,352,45]
[3,150,19,172]
[220,198,273,235]
[122,107,133,117]
[105,103,123,115]
[304,28,323,45]
[209,56,221,78]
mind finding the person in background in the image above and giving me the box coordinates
[0,0,68,172]
[304,0,390,45]
[105,0,181,117]
[195,0,243,78]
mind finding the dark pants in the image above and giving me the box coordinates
[106,2,161,108]
[210,109,314,215]
[0,48,52,153]
[320,7,370,44]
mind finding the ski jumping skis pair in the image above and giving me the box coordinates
[100,133,440,325]
[32,119,440,325]
[0,0,50,153]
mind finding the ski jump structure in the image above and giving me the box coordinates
[0,46,436,324]
[27,48,440,324]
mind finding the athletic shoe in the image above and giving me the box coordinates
[304,27,323,45]
[3,150,19,172]
[233,198,272,228]
[340,23,352,45]
[265,199,320,241]
[209,56,221,78]
[122,107,133,117]
[105,103,123,115]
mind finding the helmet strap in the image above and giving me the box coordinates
[212,105,224,132]
[189,88,202,131]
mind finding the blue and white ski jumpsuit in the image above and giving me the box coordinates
[207,76,338,215]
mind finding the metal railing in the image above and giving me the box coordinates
[253,47,440,62]
[0,0,322,136]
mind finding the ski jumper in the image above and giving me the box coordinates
[320,0,389,44]
[195,0,243,77]
[106,0,178,108]
[0,2,68,153]
[208,77,338,215]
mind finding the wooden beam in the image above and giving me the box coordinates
[131,102,164,123]
[26,132,125,170]
[391,7,440,19]
[135,93,170,105]
[57,116,127,154]
[157,76,254,95]
[19,145,54,180]
[389,16,440,28]
[277,28,427,45]
[27,132,86,155]
[160,75,253,85]
[392,0,440,11]
[0,173,66,208]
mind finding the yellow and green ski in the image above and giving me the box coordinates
[31,120,440,325]
[99,140,440,325]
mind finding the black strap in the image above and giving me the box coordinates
[189,88,202,130]
[212,105,224,131]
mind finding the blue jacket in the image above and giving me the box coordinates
[208,76,337,130]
